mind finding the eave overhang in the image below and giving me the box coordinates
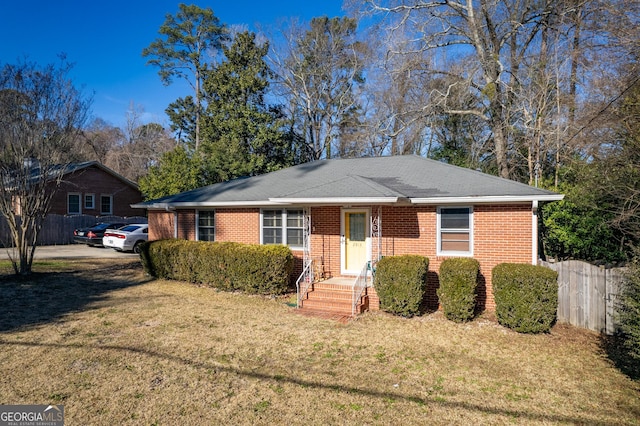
[268,197,405,206]
[410,194,565,204]
[134,195,563,210]
[135,200,287,210]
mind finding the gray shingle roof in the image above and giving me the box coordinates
[5,161,138,191]
[136,155,562,208]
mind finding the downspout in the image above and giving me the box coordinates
[532,200,538,265]
[174,211,178,239]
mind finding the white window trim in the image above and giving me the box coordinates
[84,193,95,210]
[436,206,474,257]
[100,194,113,215]
[260,208,304,250]
[67,192,81,215]
[196,210,216,241]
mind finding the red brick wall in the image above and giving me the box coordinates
[310,206,341,279]
[154,203,534,310]
[472,204,533,309]
[148,211,174,240]
[50,165,144,217]
[310,204,533,311]
[215,208,260,244]
[176,210,196,240]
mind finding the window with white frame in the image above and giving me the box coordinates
[437,206,473,256]
[286,209,304,247]
[261,209,304,248]
[100,195,112,215]
[67,193,81,215]
[198,210,215,241]
[84,194,95,210]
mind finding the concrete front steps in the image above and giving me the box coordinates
[299,278,377,318]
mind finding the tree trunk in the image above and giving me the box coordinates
[195,68,201,151]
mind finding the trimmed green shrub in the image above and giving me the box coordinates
[142,239,294,295]
[493,263,558,333]
[138,240,154,275]
[617,252,640,369]
[437,258,480,323]
[374,255,429,317]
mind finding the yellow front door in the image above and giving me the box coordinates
[345,212,367,272]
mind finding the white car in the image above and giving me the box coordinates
[103,224,148,253]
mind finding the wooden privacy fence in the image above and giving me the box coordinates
[0,214,147,246]
[540,260,626,335]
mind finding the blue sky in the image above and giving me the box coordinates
[1,1,346,129]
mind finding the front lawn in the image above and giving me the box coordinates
[0,260,638,425]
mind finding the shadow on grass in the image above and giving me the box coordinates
[0,338,633,425]
[600,333,640,380]
[0,261,151,332]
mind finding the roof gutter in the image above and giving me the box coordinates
[410,194,564,204]
[137,200,290,210]
[133,195,563,210]
[268,197,403,205]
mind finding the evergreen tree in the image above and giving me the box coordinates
[200,31,295,183]
[165,96,197,147]
[142,4,227,149]
[617,248,640,375]
[138,145,203,200]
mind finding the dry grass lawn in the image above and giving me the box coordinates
[0,259,638,425]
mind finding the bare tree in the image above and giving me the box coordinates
[360,35,433,157]
[272,17,368,159]
[103,103,176,182]
[361,0,563,179]
[79,118,126,164]
[0,58,90,274]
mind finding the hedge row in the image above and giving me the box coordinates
[374,255,429,317]
[140,239,294,295]
[139,242,559,333]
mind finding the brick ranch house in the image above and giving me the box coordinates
[134,156,563,316]
[47,161,144,217]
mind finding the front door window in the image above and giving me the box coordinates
[344,211,367,272]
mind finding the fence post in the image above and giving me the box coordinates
[605,267,626,335]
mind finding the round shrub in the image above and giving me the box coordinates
[437,258,480,322]
[374,255,429,317]
[493,263,558,333]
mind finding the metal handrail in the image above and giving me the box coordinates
[352,261,370,316]
[296,259,314,308]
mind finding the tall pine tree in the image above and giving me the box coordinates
[200,31,295,183]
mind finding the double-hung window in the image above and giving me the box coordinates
[68,193,81,215]
[198,210,215,241]
[84,194,95,210]
[286,210,304,247]
[261,209,304,248]
[100,195,112,215]
[437,206,473,256]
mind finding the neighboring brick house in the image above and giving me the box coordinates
[47,161,144,217]
[134,156,563,315]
